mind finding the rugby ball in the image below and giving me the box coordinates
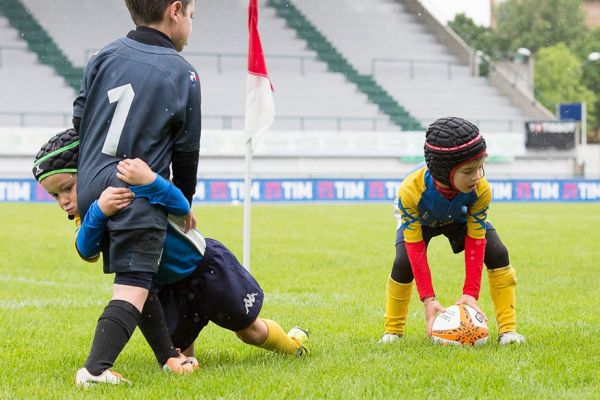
[431,304,488,346]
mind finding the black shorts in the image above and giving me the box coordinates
[79,169,168,274]
[157,238,264,350]
[101,227,166,274]
[396,221,495,254]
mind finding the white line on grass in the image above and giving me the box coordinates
[267,291,353,306]
[0,298,105,310]
[0,275,109,290]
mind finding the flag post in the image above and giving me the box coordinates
[243,0,275,271]
[242,136,253,270]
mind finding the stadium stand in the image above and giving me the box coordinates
[0,13,74,127]
[268,0,422,130]
[290,0,529,133]
[17,0,397,131]
[3,0,537,133]
[0,0,587,179]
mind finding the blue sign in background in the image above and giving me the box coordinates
[2,178,600,203]
[558,103,583,122]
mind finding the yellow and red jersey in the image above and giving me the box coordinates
[395,165,491,242]
[394,164,491,300]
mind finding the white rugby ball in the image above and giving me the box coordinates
[431,304,488,346]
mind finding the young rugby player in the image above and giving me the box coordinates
[33,130,199,386]
[109,157,309,360]
[34,131,309,385]
[70,0,202,386]
[380,117,525,345]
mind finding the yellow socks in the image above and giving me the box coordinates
[257,319,300,355]
[383,277,413,336]
[488,265,517,334]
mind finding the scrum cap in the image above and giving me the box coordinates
[424,117,486,188]
[32,128,79,182]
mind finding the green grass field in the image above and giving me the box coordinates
[1,203,599,399]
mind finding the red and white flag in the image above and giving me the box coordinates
[242,0,275,270]
[244,0,275,151]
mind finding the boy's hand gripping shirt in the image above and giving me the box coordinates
[76,175,204,285]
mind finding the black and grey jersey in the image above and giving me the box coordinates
[74,36,201,225]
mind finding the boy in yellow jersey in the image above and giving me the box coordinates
[380,117,524,345]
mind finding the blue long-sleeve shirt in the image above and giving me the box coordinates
[76,175,203,284]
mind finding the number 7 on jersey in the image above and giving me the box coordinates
[102,83,135,156]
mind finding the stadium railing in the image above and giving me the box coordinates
[0,111,394,130]
[203,115,396,131]
[370,58,465,80]
[0,111,71,127]
[0,111,525,132]
[202,115,523,132]
[84,49,317,76]
[88,50,469,82]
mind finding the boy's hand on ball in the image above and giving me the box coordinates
[183,211,197,233]
[116,158,156,186]
[455,294,487,322]
[423,297,445,336]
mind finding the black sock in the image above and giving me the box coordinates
[137,292,179,365]
[84,300,140,376]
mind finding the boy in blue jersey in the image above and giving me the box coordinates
[34,131,309,383]
[33,130,199,387]
[379,117,525,345]
[108,158,309,360]
[70,0,201,386]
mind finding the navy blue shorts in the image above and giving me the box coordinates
[157,238,264,350]
[396,221,495,254]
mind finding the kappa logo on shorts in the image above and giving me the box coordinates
[243,292,259,314]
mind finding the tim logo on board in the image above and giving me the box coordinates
[531,182,560,200]
[0,180,31,202]
[489,182,513,201]
[578,182,600,200]
[334,181,365,200]
[256,181,315,201]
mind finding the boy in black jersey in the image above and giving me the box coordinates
[71,0,201,386]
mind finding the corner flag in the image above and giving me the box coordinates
[245,0,275,151]
[243,0,275,270]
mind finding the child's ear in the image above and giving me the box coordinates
[170,1,184,20]
[164,2,177,21]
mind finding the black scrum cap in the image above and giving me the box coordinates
[32,128,79,182]
[424,117,487,188]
